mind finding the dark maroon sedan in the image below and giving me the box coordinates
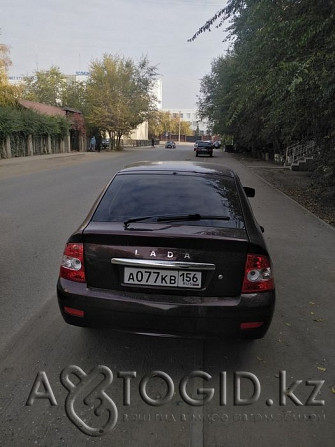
[57,161,275,339]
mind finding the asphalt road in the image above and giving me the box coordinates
[0,144,334,446]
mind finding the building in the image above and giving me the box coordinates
[18,99,86,151]
[18,99,66,117]
[163,108,210,135]
[128,121,148,140]
[8,75,26,84]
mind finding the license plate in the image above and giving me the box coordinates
[124,267,201,288]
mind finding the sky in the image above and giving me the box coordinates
[1,0,229,109]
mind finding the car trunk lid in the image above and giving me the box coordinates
[82,222,249,297]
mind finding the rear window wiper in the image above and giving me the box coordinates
[124,215,160,229]
[157,214,230,222]
[124,214,230,229]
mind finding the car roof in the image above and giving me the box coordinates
[121,161,235,178]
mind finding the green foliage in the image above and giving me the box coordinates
[0,107,21,135]
[196,0,335,150]
[0,106,69,138]
[21,66,88,113]
[22,66,67,106]
[311,137,335,204]
[62,79,88,112]
[85,54,157,146]
[0,40,22,106]
[193,0,335,198]
[6,53,157,145]
[148,110,193,137]
[0,41,11,72]
[0,77,22,106]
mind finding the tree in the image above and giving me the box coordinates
[194,1,335,146]
[179,120,193,137]
[0,39,22,106]
[22,66,67,106]
[192,0,335,201]
[85,54,157,148]
[62,78,88,113]
[148,110,172,137]
[0,41,11,72]
[148,110,192,138]
[20,65,88,113]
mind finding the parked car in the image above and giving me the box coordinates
[101,138,110,149]
[57,161,275,339]
[213,140,221,149]
[195,140,214,157]
[165,141,176,149]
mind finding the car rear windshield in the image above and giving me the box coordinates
[197,141,212,147]
[92,172,245,228]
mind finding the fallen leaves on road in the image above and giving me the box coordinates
[256,356,266,363]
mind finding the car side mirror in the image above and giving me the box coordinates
[243,187,255,197]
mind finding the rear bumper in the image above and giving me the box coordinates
[57,278,275,338]
[196,149,213,156]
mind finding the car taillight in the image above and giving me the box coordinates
[60,243,86,283]
[64,306,85,317]
[242,254,274,293]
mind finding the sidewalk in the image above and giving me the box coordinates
[0,150,87,165]
[232,152,335,227]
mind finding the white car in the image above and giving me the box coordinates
[165,141,176,149]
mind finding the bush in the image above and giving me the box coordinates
[312,143,335,204]
[0,105,69,138]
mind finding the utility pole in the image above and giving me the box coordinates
[178,111,181,143]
